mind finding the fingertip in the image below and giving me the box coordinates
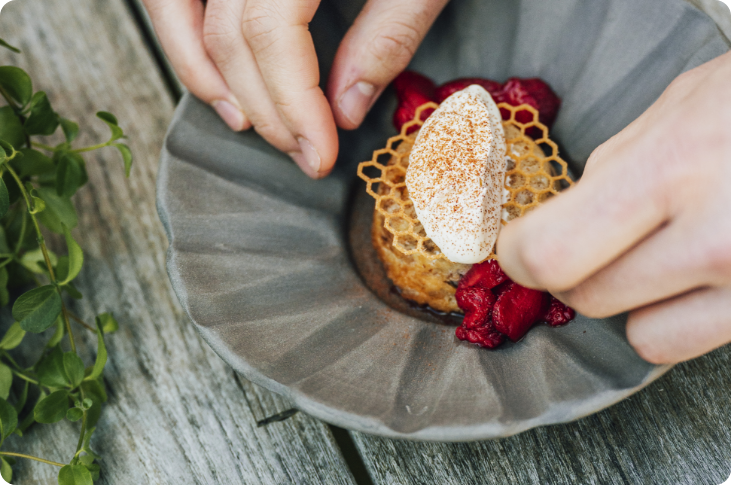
[334,81,378,130]
[496,224,544,290]
[289,135,338,179]
[212,99,251,131]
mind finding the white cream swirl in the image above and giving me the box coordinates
[406,85,506,264]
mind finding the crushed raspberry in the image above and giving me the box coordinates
[455,287,495,329]
[435,78,502,103]
[454,261,575,349]
[457,259,509,291]
[391,72,561,137]
[392,71,437,134]
[455,326,505,349]
[492,78,561,137]
[543,297,576,327]
[492,283,549,342]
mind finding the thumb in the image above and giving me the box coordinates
[327,0,449,130]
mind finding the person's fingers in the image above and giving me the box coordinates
[553,217,710,318]
[239,0,338,178]
[203,0,303,160]
[496,108,688,292]
[626,286,731,364]
[142,0,250,131]
[327,0,451,129]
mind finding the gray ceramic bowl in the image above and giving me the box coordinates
[157,0,729,441]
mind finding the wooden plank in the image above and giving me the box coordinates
[350,1,731,476]
[0,0,355,483]
[351,349,731,484]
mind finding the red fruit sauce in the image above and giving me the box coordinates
[454,261,575,348]
[392,71,561,137]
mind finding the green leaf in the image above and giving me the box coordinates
[0,178,8,220]
[82,398,92,409]
[0,227,10,255]
[113,143,133,177]
[24,91,59,136]
[66,407,83,422]
[13,285,62,333]
[57,224,83,285]
[0,66,32,106]
[34,389,69,423]
[35,187,78,233]
[55,256,70,282]
[56,152,84,197]
[0,398,18,440]
[80,380,106,404]
[58,464,93,485]
[62,282,83,300]
[0,456,12,483]
[0,267,8,308]
[0,105,25,148]
[0,140,15,157]
[63,352,84,389]
[47,314,65,348]
[15,148,54,177]
[19,247,56,274]
[0,38,20,54]
[0,322,26,350]
[96,312,118,334]
[37,346,68,387]
[29,187,46,214]
[61,118,79,143]
[84,463,100,481]
[0,365,11,400]
[86,318,107,381]
[96,111,123,141]
[14,380,28,414]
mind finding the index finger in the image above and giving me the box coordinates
[242,0,338,178]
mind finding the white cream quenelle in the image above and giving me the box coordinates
[406,85,507,264]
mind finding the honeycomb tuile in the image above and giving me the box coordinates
[357,102,574,262]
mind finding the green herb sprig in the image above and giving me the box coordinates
[0,38,131,485]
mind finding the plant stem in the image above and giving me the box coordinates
[68,311,96,332]
[0,452,64,467]
[1,352,23,371]
[0,85,19,111]
[60,306,76,353]
[14,209,27,255]
[9,369,39,386]
[29,141,55,152]
[70,141,111,154]
[5,165,77,353]
[74,391,87,457]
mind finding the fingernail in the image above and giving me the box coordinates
[297,137,321,173]
[338,81,376,126]
[212,100,246,131]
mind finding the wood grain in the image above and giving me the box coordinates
[0,0,354,483]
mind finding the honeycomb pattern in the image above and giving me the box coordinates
[357,101,574,262]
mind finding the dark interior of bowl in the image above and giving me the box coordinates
[157,0,728,440]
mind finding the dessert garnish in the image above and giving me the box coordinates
[358,71,575,348]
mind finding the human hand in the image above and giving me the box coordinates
[142,0,449,178]
[497,51,731,364]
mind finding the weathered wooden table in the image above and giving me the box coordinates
[1,0,730,483]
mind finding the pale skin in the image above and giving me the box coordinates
[142,0,731,364]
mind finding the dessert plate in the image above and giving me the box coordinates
[157,0,729,441]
